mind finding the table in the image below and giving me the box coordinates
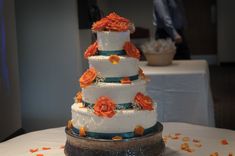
[0,123,234,156]
[139,60,215,127]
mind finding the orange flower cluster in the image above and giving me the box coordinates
[123,42,140,59]
[94,96,116,118]
[84,41,98,59]
[134,92,154,111]
[79,67,97,88]
[92,12,130,32]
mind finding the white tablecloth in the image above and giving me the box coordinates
[139,60,215,127]
[0,123,234,156]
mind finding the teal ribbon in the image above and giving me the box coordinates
[82,101,133,110]
[71,123,158,139]
[98,50,126,56]
[103,75,139,83]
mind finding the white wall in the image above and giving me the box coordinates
[98,0,155,38]
[15,0,83,132]
[0,0,21,140]
[217,0,235,63]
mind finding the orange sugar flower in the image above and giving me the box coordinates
[134,92,154,111]
[120,77,132,84]
[79,67,97,88]
[221,139,229,145]
[134,125,145,136]
[109,55,120,64]
[75,91,82,103]
[67,120,73,129]
[36,154,44,156]
[84,41,98,59]
[94,96,116,118]
[123,42,140,59]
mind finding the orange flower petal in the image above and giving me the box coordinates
[112,136,123,140]
[221,139,228,145]
[36,154,44,156]
[134,125,145,136]
[109,55,120,64]
[30,148,38,153]
[67,120,73,129]
[79,127,86,137]
[42,147,51,150]
[75,91,82,103]
[120,77,132,84]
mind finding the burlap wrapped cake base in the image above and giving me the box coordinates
[64,122,165,156]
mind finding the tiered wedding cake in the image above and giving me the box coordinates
[65,12,164,156]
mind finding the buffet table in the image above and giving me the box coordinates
[139,60,215,127]
[0,122,234,156]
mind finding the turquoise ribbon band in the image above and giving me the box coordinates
[82,101,133,110]
[71,124,158,139]
[98,50,126,56]
[103,75,139,83]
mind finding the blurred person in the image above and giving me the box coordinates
[153,0,190,59]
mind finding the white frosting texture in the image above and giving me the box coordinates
[82,80,146,104]
[72,103,157,133]
[89,56,139,78]
[97,31,130,51]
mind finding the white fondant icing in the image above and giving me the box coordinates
[72,103,157,133]
[97,31,130,51]
[82,80,146,104]
[88,56,139,78]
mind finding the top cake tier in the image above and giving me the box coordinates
[97,31,130,53]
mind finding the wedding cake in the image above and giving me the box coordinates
[65,12,164,156]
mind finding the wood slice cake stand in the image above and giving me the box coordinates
[64,122,165,156]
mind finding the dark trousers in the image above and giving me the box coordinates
[155,29,191,60]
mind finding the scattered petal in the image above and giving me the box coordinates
[134,125,145,136]
[112,136,123,140]
[29,148,38,153]
[210,152,219,156]
[221,139,229,145]
[42,147,51,150]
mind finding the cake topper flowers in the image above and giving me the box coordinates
[92,12,134,32]
[123,41,140,59]
[94,96,116,118]
[134,92,154,110]
[84,41,98,59]
[79,67,97,88]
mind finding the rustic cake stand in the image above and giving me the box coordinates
[64,122,165,156]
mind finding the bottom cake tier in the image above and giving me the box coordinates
[64,122,165,156]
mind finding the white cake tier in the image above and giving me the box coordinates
[71,103,157,133]
[82,80,146,104]
[89,56,139,78]
[97,31,130,51]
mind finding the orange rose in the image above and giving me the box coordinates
[75,91,82,103]
[109,55,120,64]
[94,96,116,118]
[79,67,97,88]
[123,42,140,59]
[120,77,132,84]
[84,41,98,59]
[134,92,154,111]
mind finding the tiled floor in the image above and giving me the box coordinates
[210,65,235,130]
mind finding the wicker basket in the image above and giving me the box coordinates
[144,50,175,66]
